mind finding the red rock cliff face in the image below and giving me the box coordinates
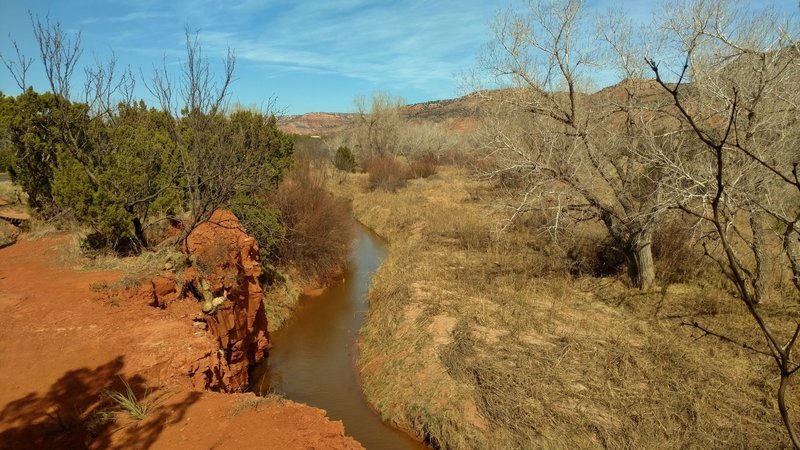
[185,210,270,392]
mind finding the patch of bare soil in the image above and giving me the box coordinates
[0,234,363,449]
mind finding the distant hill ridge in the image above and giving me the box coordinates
[276,80,673,136]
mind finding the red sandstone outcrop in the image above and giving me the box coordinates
[0,232,366,449]
[183,210,271,392]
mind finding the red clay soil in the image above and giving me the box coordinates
[0,234,363,449]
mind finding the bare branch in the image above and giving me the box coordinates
[0,36,34,91]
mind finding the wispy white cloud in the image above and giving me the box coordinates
[17,0,792,113]
[185,0,495,98]
[78,11,172,26]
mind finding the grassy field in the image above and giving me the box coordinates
[331,166,798,449]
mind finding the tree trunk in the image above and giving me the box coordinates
[132,216,149,250]
[750,211,770,304]
[624,232,656,290]
[601,211,657,290]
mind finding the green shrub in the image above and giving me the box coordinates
[333,145,358,172]
[229,193,285,265]
[0,89,75,215]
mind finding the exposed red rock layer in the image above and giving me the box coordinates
[184,210,271,392]
[0,233,365,449]
[277,112,356,135]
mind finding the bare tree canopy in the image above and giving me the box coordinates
[643,0,799,444]
[475,0,798,445]
[475,0,677,289]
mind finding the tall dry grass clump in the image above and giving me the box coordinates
[366,154,408,192]
[275,160,355,281]
[408,153,438,179]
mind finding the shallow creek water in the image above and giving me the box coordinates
[251,226,428,450]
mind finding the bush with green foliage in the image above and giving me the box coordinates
[229,192,285,265]
[50,101,179,250]
[0,21,296,254]
[0,89,77,214]
[0,88,294,253]
[333,145,357,172]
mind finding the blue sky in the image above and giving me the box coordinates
[0,0,796,114]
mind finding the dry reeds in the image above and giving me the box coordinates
[366,155,408,192]
[330,166,798,449]
[276,159,355,281]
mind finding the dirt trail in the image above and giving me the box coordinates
[0,234,363,449]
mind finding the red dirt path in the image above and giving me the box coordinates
[0,234,363,449]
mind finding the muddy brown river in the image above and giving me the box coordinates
[251,226,428,450]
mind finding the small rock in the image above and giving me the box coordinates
[0,220,20,248]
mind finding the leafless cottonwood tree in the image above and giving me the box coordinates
[349,92,461,166]
[351,92,405,161]
[644,0,800,445]
[475,0,676,289]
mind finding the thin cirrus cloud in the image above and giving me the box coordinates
[186,0,494,94]
[9,0,793,113]
[66,0,493,104]
[77,11,172,26]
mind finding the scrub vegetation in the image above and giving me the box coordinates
[0,19,355,328]
[324,0,799,447]
[1,0,798,448]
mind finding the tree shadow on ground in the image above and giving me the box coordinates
[0,356,201,449]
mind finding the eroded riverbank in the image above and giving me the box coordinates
[251,226,427,450]
[0,232,362,449]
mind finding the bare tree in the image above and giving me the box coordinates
[0,37,34,91]
[146,30,239,238]
[351,92,405,160]
[644,0,800,445]
[145,30,293,246]
[30,13,82,101]
[475,0,674,289]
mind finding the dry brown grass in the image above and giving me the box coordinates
[228,393,285,417]
[408,153,439,179]
[276,160,355,281]
[330,166,799,449]
[55,233,183,289]
[0,179,24,204]
[261,266,303,332]
[366,154,408,192]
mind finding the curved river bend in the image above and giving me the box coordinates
[251,226,427,450]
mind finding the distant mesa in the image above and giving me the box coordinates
[277,112,355,136]
[276,94,484,136]
[276,81,670,137]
